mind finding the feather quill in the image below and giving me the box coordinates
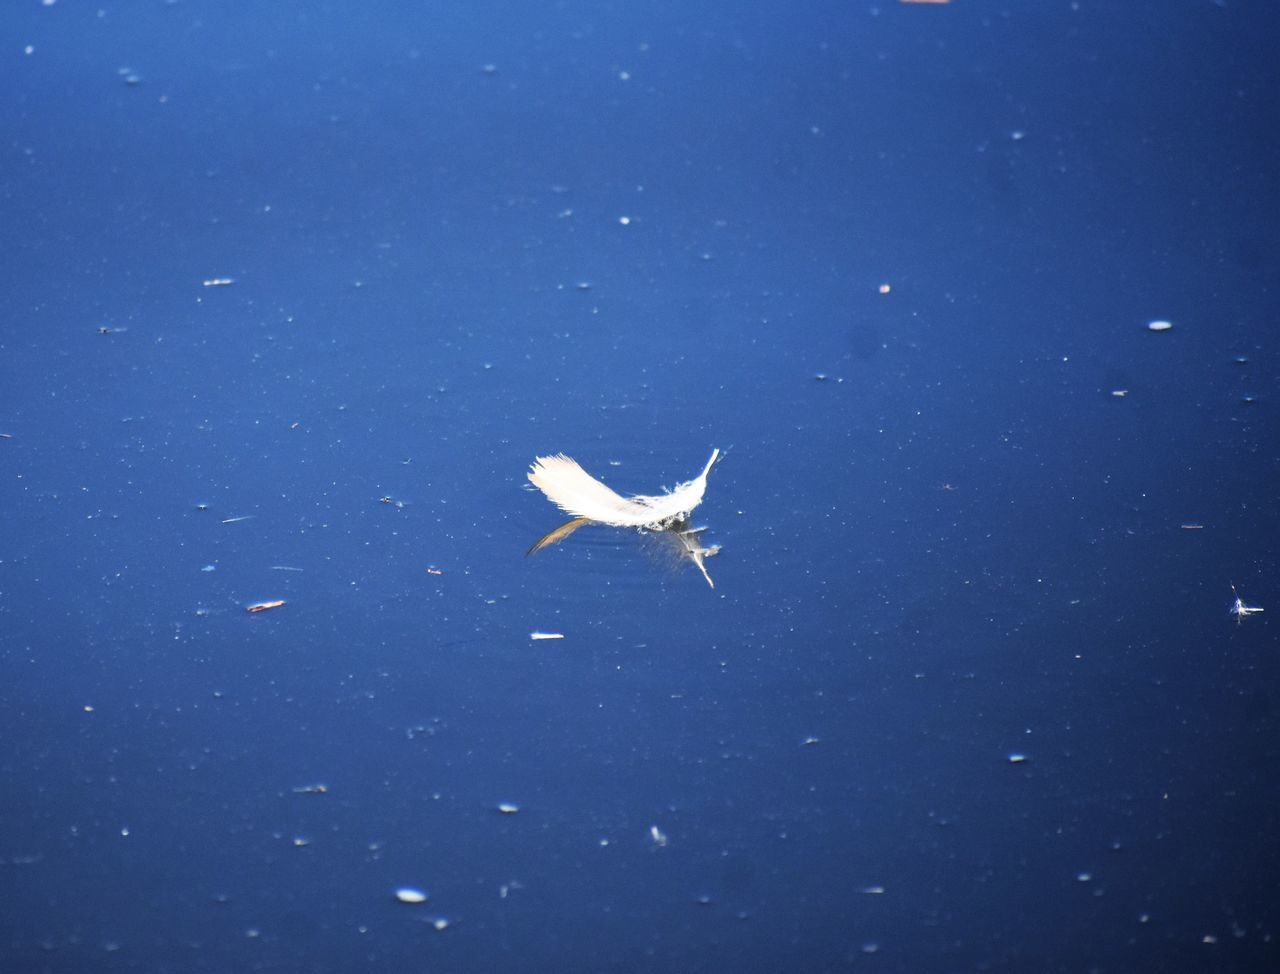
[526,515,593,555]
[528,449,719,528]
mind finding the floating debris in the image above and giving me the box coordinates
[394,887,427,904]
[529,632,564,641]
[428,917,450,931]
[878,283,891,294]
[246,600,286,614]
[270,565,304,572]
[425,567,444,576]
[526,449,722,587]
[860,885,886,895]
[1007,753,1028,764]
[1230,584,1263,626]
[203,277,236,287]
[291,783,328,795]
[201,564,217,573]
[648,825,668,848]
[1180,524,1204,530]
[1146,319,1173,332]
[496,802,520,814]
[221,515,255,524]
[1111,389,1128,398]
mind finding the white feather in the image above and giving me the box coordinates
[528,449,719,528]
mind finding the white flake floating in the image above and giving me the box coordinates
[1230,584,1263,625]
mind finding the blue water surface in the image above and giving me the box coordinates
[2,2,1277,972]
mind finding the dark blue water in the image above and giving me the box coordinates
[3,2,1277,971]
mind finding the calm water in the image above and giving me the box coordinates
[2,2,1277,972]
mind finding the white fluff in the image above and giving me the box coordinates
[528,449,719,528]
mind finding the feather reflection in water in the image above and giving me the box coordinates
[526,449,722,587]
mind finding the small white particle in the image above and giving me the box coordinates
[1147,320,1173,332]
[395,887,427,904]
